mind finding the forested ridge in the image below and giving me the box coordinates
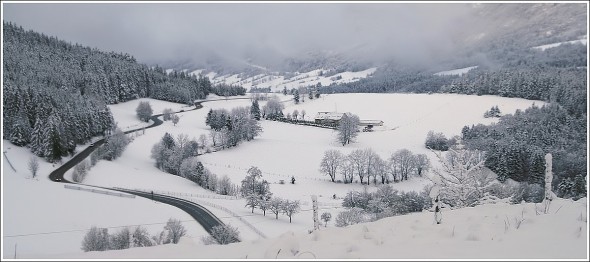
[3,22,213,162]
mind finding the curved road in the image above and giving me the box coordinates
[48,97,251,238]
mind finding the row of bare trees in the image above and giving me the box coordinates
[319,148,431,185]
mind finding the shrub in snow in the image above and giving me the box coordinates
[335,208,367,227]
[162,108,173,121]
[132,226,154,247]
[101,127,130,161]
[203,224,240,245]
[171,114,180,126]
[425,131,451,151]
[72,160,88,183]
[483,105,501,118]
[136,101,153,122]
[109,227,131,250]
[430,145,495,208]
[321,212,332,227]
[81,226,110,252]
[28,156,39,178]
[164,218,187,244]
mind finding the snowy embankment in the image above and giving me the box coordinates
[47,197,588,259]
[2,140,209,259]
[532,35,587,51]
[3,93,552,259]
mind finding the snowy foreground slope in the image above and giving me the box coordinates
[47,197,588,259]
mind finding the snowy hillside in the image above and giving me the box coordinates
[2,93,559,259]
[183,67,377,92]
[45,197,588,259]
[434,66,479,76]
[532,35,588,51]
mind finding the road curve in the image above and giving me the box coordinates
[48,97,250,239]
[114,188,225,235]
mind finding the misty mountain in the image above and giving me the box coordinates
[158,3,586,78]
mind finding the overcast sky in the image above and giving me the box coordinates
[3,3,476,66]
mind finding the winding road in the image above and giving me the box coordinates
[48,97,251,238]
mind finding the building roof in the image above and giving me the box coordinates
[315,112,345,121]
[359,120,384,125]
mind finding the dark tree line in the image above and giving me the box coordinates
[3,22,212,162]
[461,104,586,199]
[211,83,246,97]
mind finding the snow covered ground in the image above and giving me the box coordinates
[434,66,479,76]
[532,35,588,51]
[44,197,588,259]
[186,67,378,92]
[3,93,565,259]
[2,140,209,259]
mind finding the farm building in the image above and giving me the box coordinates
[314,112,384,128]
[314,112,345,125]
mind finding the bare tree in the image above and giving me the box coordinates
[28,156,39,178]
[282,199,301,223]
[321,212,332,227]
[371,156,388,184]
[259,199,269,216]
[363,148,381,185]
[198,134,208,150]
[301,109,306,120]
[209,129,218,147]
[292,109,299,120]
[320,150,343,182]
[414,154,431,177]
[337,113,360,146]
[390,149,415,181]
[269,197,284,219]
[340,158,355,184]
[348,149,368,184]
[171,114,180,126]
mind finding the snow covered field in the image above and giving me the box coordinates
[532,35,588,51]
[189,67,378,92]
[4,93,567,259]
[2,141,208,259]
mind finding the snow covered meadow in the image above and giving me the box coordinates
[4,92,586,259]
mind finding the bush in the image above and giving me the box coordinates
[203,224,240,245]
[81,226,110,252]
[136,101,153,122]
[109,227,131,250]
[487,179,544,204]
[425,131,450,151]
[335,208,366,227]
[164,218,187,244]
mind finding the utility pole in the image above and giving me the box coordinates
[14,243,17,259]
